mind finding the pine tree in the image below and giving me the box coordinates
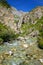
[0,0,10,8]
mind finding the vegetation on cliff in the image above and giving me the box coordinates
[0,0,10,8]
[0,23,19,44]
[37,17,43,49]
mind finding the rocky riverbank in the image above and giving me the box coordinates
[0,38,43,65]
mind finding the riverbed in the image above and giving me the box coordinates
[0,37,43,65]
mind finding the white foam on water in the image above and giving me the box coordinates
[12,62,17,65]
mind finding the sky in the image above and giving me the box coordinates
[7,0,43,12]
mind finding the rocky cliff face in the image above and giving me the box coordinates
[0,6,16,30]
[0,1,43,34]
[22,6,43,25]
[0,2,26,33]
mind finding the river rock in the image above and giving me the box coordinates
[8,51,13,56]
[19,60,42,65]
[0,55,4,64]
[39,59,43,63]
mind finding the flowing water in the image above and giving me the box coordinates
[0,37,43,65]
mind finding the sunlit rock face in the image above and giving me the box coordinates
[11,7,26,17]
[22,44,28,48]
[0,6,26,33]
[0,6,17,31]
[0,5,43,33]
[39,59,43,63]
[11,7,27,29]
[21,6,43,25]
[34,8,42,19]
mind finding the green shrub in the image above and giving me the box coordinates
[0,0,10,8]
[38,36,43,49]
[0,23,19,42]
[38,23,43,49]
[0,38,3,45]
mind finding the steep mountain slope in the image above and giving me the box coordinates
[0,0,26,33]
[20,6,43,35]
[22,6,43,24]
[0,0,43,40]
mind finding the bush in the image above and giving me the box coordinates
[38,36,43,49]
[0,38,3,45]
[0,0,10,8]
[0,23,19,42]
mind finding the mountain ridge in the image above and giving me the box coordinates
[0,0,43,34]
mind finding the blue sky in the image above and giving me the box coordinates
[7,0,43,12]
